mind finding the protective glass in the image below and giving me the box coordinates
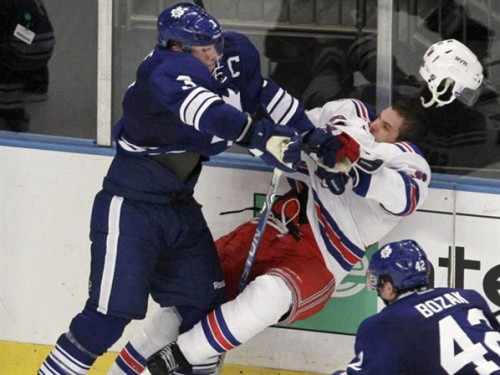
[458,84,483,107]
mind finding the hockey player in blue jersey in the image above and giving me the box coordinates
[333,239,500,375]
[37,3,351,374]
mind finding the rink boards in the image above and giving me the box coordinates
[1,141,499,373]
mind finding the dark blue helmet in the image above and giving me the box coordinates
[157,3,223,52]
[366,239,430,291]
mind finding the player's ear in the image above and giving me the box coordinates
[386,281,399,301]
[169,41,183,52]
[380,279,394,294]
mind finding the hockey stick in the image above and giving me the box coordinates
[236,147,346,294]
[238,168,282,293]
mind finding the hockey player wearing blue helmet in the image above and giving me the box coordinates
[37,3,351,374]
[333,239,500,374]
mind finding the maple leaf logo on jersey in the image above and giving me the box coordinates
[221,88,242,110]
[380,245,393,258]
[171,6,187,18]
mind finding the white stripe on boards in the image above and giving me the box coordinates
[98,196,123,314]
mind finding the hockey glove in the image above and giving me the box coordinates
[238,106,302,172]
[303,126,360,169]
[317,167,349,195]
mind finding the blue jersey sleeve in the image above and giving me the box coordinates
[222,31,314,133]
[149,51,249,141]
[341,317,401,374]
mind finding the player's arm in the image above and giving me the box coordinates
[151,58,250,141]
[152,60,302,171]
[225,31,315,134]
[332,321,400,374]
[306,99,376,129]
[349,143,431,215]
[227,38,360,171]
[302,99,380,191]
[464,289,500,332]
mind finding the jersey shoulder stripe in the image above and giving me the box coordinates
[179,87,221,130]
[380,172,420,216]
[395,142,424,156]
[266,86,300,125]
[349,99,369,121]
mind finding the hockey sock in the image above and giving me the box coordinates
[38,332,97,375]
[38,308,130,375]
[109,307,182,374]
[177,274,292,364]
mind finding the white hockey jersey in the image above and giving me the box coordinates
[288,99,431,283]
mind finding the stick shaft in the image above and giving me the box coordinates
[238,169,282,293]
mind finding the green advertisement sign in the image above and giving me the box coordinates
[285,246,378,334]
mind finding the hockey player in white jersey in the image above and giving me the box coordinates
[108,94,431,375]
[332,239,500,374]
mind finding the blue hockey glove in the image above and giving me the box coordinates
[317,167,349,195]
[303,126,360,169]
[238,107,302,172]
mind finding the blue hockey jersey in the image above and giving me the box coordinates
[114,31,313,157]
[336,287,500,374]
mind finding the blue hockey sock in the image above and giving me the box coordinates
[38,332,97,374]
[38,308,130,374]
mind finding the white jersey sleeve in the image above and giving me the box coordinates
[351,141,430,216]
[306,98,374,129]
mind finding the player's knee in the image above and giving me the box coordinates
[237,274,292,326]
[69,307,130,355]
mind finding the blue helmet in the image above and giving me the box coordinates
[366,239,430,292]
[157,3,223,51]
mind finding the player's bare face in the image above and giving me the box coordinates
[369,107,404,143]
[190,45,218,73]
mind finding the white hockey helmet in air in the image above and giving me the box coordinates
[419,39,483,107]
